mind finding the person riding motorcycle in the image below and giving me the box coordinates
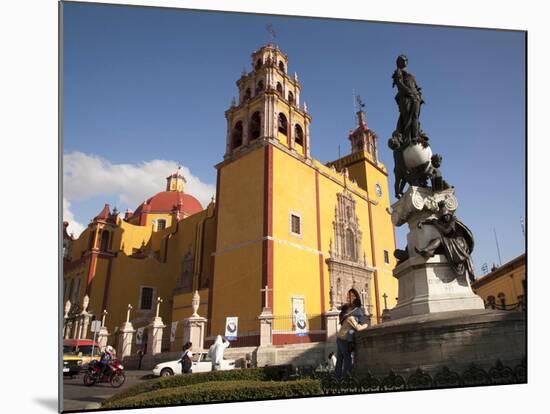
[97,345,115,378]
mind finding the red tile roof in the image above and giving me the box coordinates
[134,191,202,216]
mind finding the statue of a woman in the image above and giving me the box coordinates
[392,55,424,145]
[415,202,475,283]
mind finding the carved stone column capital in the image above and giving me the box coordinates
[391,186,457,227]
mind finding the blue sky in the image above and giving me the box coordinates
[62,2,525,276]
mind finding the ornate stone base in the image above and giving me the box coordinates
[258,309,274,346]
[391,254,484,319]
[183,316,207,350]
[354,309,526,376]
[323,310,340,342]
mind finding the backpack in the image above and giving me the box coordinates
[181,352,192,373]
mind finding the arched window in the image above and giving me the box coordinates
[278,113,288,136]
[276,82,283,95]
[288,91,294,104]
[278,61,285,73]
[294,124,304,146]
[255,80,264,94]
[244,88,251,100]
[487,296,496,310]
[346,228,356,261]
[250,112,261,140]
[100,230,109,252]
[255,58,263,70]
[232,121,243,149]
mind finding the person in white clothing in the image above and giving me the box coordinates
[208,335,230,371]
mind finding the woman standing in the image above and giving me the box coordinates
[335,305,368,379]
[179,342,193,374]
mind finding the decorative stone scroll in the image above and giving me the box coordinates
[391,186,457,227]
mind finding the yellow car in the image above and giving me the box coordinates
[63,339,101,377]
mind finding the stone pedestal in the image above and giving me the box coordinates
[118,322,135,359]
[389,187,484,320]
[64,320,72,339]
[183,316,207,350]
[354,309,526,376]
[391,254,484,319]
[258,309,274,346]
[323,310,340,342]
[149,317,166,355]
[97,326,109,352]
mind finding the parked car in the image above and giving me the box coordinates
[152,351,236,377]
[63,339,101,377]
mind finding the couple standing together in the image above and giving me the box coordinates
[335,293,369,379]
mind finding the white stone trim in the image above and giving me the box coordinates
[212,235,326,257]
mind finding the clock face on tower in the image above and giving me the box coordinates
[375,183,383,197]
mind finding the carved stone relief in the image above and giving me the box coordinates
[327,191,374,311]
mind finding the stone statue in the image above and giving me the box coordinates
[392,54,424,146]
[81,294,89,313]
[388,132,408,198]
[64,300,71,319]
[429,154,452,192]
[415,201,475,283]
[387,55,449,198]
[191,290,200,317]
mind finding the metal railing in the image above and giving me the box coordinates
[287,359,526,393]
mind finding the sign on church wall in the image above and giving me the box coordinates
[225,317,238,341]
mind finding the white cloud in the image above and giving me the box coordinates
[63,152,216,231]
[63,198,86,238]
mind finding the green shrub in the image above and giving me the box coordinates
[103,379,322,409]
[104,365,294,405]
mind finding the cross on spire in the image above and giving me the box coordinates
[266,24,276,44]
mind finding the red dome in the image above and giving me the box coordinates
[134,191,203,216]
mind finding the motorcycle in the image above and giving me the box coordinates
[83,359,126,388]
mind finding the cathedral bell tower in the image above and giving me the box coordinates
[224,44,312,159]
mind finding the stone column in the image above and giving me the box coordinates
[148,297,166,355]
[80,313,91,339]
[73,318,81,339]
[64,320,73,339]
[118,322,135,359]
[118,304,135,358]
[97,309,109,351]
[149,317,166,355]
[183,317,207,350]
[258,309,274,346]
[97,326,109,352]
[324,310,340,342]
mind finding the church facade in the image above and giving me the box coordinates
[63,44,398,353]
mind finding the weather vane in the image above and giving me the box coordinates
[266,24,276,43]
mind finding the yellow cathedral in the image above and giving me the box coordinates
[63,44,398,353]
